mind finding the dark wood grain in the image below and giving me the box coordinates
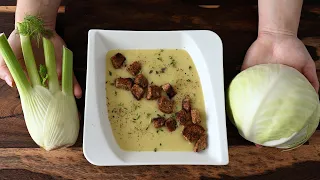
[0,146,319,180]
[0,0,67,6]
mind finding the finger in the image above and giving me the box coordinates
[0,65,14,87]
[255,144,263,148]
[0,31,23,87]
[52,37,64,81]
[73,73,82,99]
[303,61,319,93]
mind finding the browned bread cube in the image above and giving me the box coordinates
[115,78,133,91]
[193,134,207,152]
[152,117,166,128]
[134,74,148,88]
[176,109,192,126]
[146,85,162,100]
[158,96,174,114]
[131,84,145,100]
[111,53,126,69]
[182,96,191,112]
[182,124,205,143]
[127,61,141,76]
[191,109,201,124]
[165,118,177,132]
[162,83,177,99]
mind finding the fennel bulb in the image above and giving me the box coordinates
[227,63,320,149]
[0,16,79,151]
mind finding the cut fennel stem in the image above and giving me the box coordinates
[0,32,79,151]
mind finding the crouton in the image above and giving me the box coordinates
[115,78,133,91]
[131,84,145,100]
[134,74,148,88]
[182,124,205,142]
[152,117,166,128]
[182,96,191,112]
[162,83,177,99]
[165,118,177,132]
[158,96,174,114]
[176,109,192,126]
[127,61,141,76]
[111,53,126,69]
[146,85,162,100]
[193,134,207,152]
[191,109,201,124]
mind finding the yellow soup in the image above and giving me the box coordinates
[105,49,206,152]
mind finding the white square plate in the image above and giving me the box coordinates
[83,30,229,166]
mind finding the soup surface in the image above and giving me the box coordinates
[105,49,206,152]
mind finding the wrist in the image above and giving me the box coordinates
[258,28,297,38]
[258,0,303,37]
[15,0,61,30]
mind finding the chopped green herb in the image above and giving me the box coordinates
[133,115,141,120]
[189,66,192,70]
[133,104,140,110]
[147,113,151,118]
[187,79,191,82]
[154,148,157,152]
[170,59,177,68]
[171,113,176,118]
[109,71,112,76]
[149,70,153,74]
[114,91,117,96]
[160,49,164,52]
[118,103,124,106]
[157,57,163,61]
[160,143,162,146]
[157,128,164,133]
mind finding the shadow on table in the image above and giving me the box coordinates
[0,169,64,180]
[201,161,320,180]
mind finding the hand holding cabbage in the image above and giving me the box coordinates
[228,0,319,149]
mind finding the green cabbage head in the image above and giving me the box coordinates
[227,64,320,149]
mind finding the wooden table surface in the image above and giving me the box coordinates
[0,0,320,179]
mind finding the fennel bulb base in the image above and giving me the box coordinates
[21,86,80,151]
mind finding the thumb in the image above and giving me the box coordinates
[0,63,14,87]
[302,61,319,93]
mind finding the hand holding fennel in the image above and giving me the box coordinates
[0,16,79,151]
[0,0,82,98]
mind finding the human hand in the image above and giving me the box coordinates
[242,32,319,93]
[0,30,82,98]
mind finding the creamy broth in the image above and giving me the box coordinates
[105,49,206,152]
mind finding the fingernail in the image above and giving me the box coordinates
[76,95,82,99]
[5,76,13,87]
